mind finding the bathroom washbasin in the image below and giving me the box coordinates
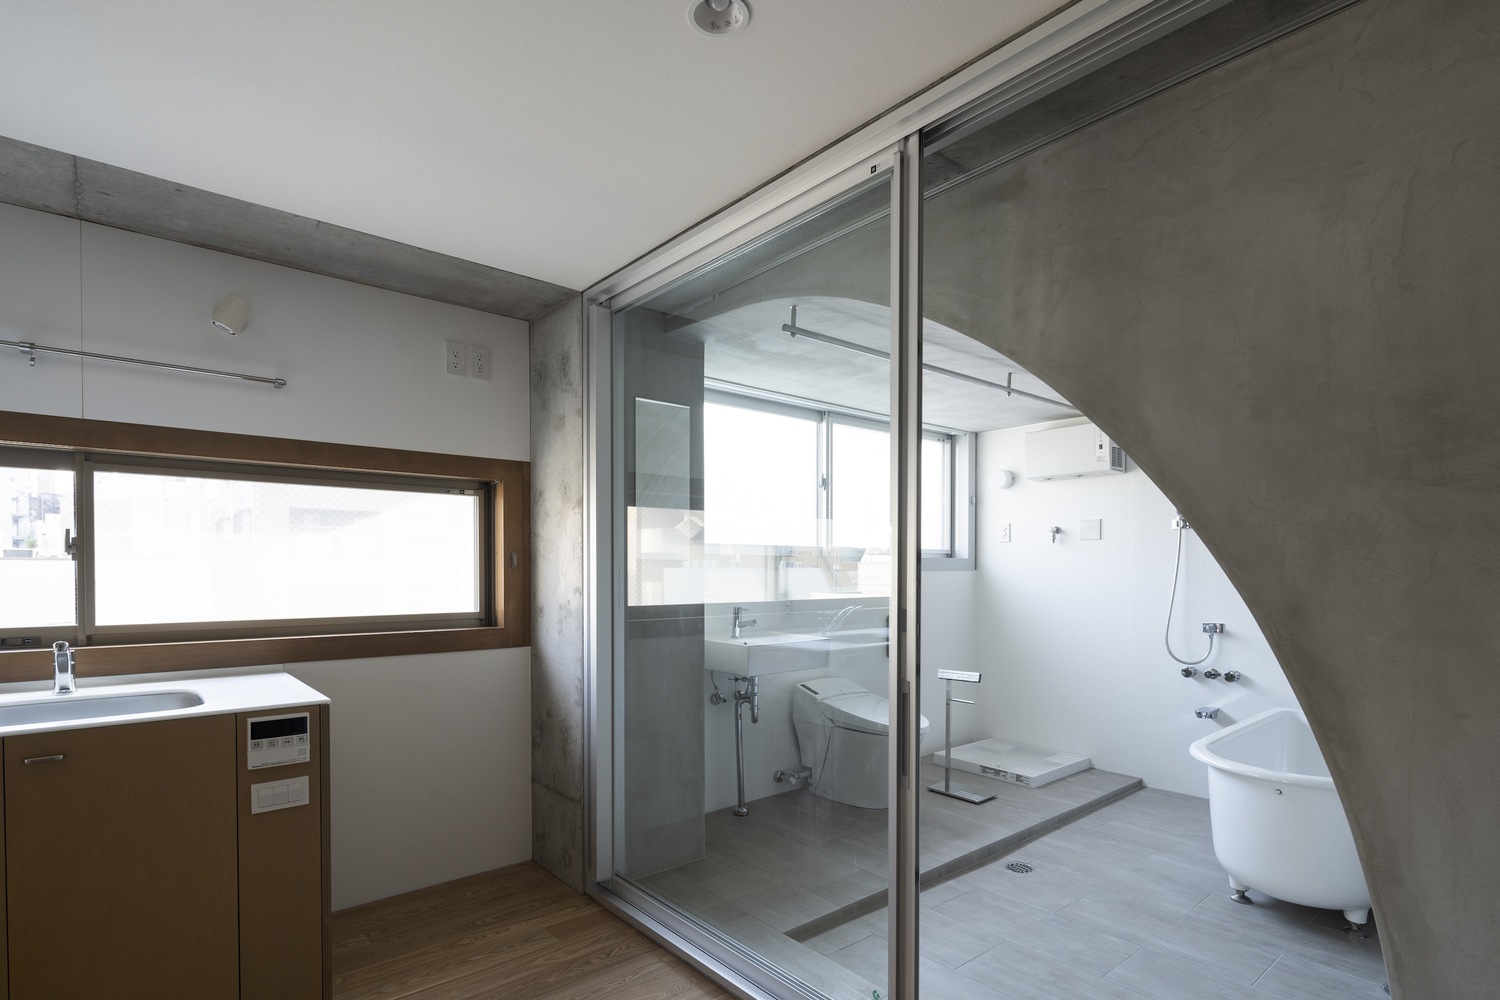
[0,690,204,729]
[705,632,830,676]
[823,626,889,651]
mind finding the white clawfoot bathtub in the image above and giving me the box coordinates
[1189,707,1372,925]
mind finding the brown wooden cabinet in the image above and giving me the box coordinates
[0,704,328,1000]
[5,715,239,999]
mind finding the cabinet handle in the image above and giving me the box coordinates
[23,754,65,765]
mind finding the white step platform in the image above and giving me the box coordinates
[932,737,1092,788]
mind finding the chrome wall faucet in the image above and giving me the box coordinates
[731,606,757,639]
[52,640,76,695]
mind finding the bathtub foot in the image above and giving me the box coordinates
[1230,889,1253,905]
[1343,907,1371,936]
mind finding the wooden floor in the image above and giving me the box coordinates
[332,862,733,1000]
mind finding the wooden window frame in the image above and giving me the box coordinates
[0,410,530,682]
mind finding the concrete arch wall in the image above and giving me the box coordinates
[918,1,1499,995]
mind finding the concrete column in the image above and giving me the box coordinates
[529,296,587,890]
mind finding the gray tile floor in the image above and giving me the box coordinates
[640,769,1388,999]
[809,789,1389,1000]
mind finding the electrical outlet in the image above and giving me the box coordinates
[469,345,491,381]
[999,523,1011,543]
[444,341,466,376]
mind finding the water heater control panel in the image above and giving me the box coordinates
[247,712,311,770]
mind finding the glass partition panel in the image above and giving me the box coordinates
[610,171,896,999]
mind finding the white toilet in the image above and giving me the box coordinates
[793,676,930,809]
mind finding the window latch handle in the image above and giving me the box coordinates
[64,528,79,557]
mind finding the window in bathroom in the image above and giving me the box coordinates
[703,398,819,547]
[701,390,972,563]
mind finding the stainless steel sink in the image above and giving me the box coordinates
[0,691,205,728]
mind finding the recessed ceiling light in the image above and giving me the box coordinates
[689,0,750,36]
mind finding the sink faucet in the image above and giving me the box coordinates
[731,606,757,639]
[52,640,76,695]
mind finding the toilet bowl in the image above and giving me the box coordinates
[792,676,930,809]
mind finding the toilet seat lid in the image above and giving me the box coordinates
[821,692,930,736]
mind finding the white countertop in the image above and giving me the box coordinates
[0,666,328,738]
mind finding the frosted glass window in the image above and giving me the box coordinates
[93,472,480,626]
[703,402,818,547]
[0,464,76,630]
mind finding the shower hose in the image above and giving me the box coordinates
[1164,523,1215,666]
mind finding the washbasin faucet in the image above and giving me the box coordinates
[52,640,76,695]
[731,606,757,639]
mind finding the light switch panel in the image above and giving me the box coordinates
[250,775,310,815]
[1081,518,1102,541]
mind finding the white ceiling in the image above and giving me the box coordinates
[0,1,1072,291]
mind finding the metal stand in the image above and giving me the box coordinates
[928,669,995,804]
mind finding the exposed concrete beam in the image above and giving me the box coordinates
[0,135,577,322]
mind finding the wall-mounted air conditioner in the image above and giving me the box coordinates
[1024,423,1127,481]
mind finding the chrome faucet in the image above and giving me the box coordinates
[52,640,76,695]
[731,606,757,639]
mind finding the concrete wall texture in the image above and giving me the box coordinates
[529,296,588,891]
[919,0,1498,995]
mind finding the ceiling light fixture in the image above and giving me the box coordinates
[689,0,750,36]
[212,294,251,336]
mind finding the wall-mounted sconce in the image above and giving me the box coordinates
[212,294,251,336]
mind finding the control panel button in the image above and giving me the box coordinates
[295,734,309,745]
[250,740,265,750]
[250,775,310,815]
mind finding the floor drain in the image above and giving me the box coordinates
[1005,862,1034,874]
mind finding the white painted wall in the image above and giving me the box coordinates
[969,418,1299,797]
[0,203,533,909]
[287,650,531,910]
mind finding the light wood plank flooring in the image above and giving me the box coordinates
[332,862,733,1000]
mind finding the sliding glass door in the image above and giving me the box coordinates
[596,149,921,998]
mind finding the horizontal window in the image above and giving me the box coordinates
[702,388,973,560]
[0,412,529,672]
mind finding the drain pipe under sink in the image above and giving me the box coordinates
[732,675,759,817]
